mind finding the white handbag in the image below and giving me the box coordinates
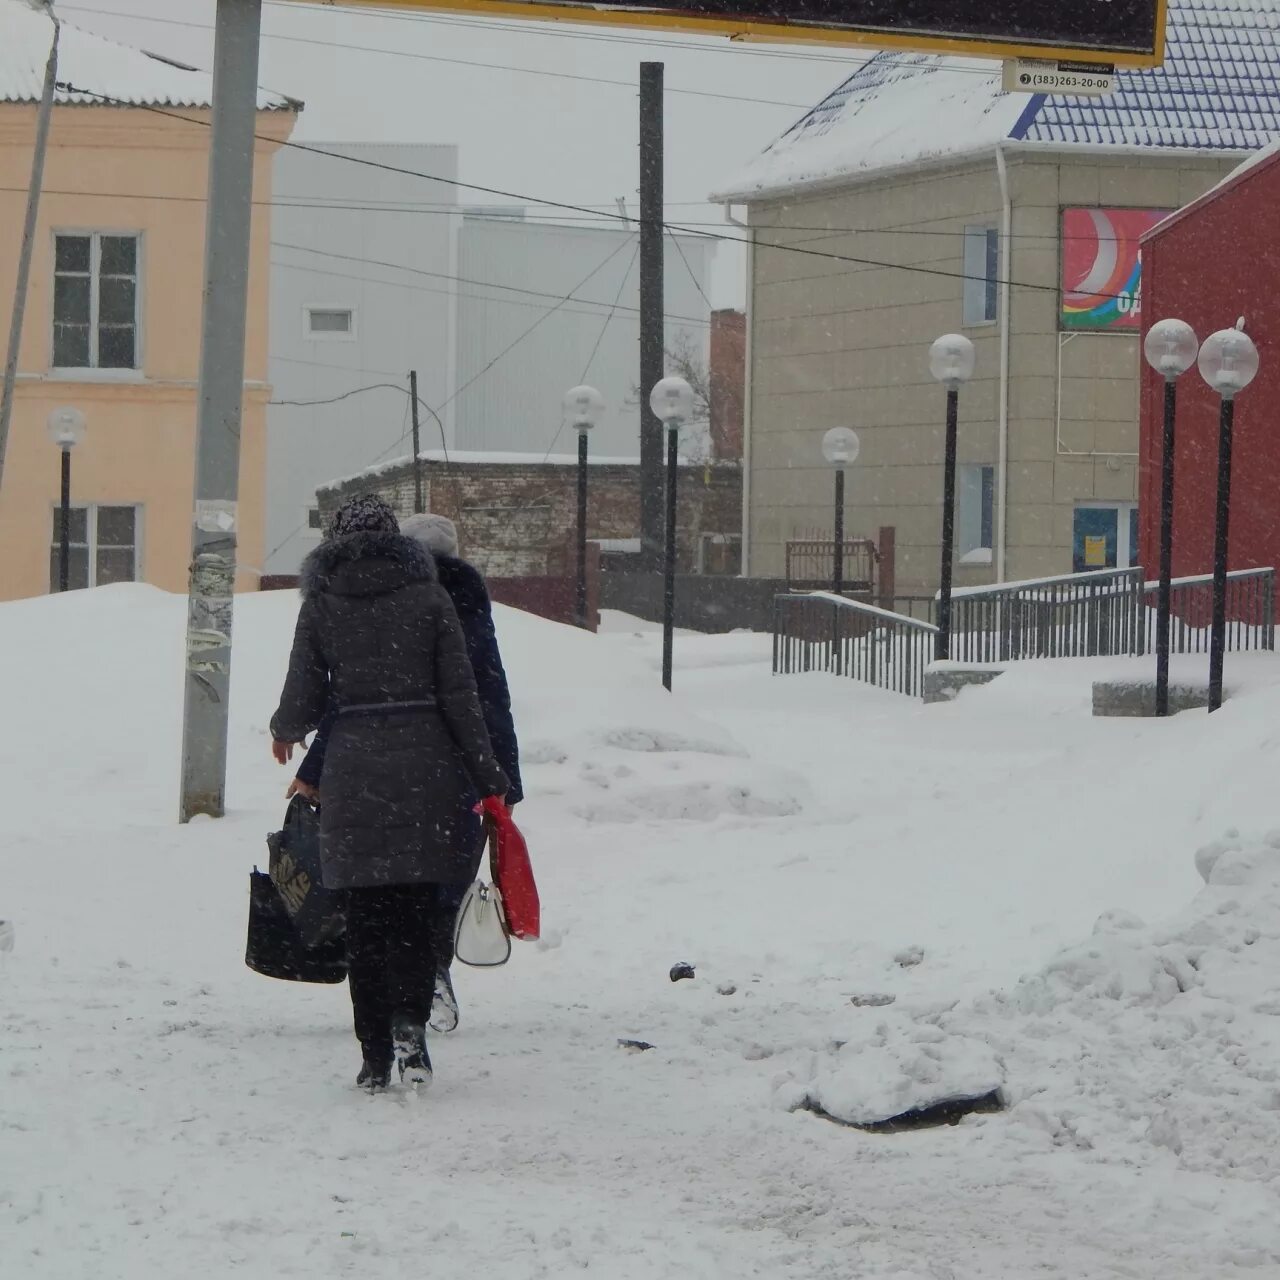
[454,879,512,968]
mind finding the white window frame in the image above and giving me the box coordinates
[50,230,143,376]
[1075,500,1139,570]
[303,306,357,341]
[957,464,995,565]
[962,224,1000,328]
[49,503,144,590]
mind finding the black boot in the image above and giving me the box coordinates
[429,968,460,1034]
[356,1051,392,1093]
[392,1015,433,1088]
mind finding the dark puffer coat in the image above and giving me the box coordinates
[270,531,508,891]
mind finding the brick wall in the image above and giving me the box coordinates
[319,456,742,577]
[709,309,746,462]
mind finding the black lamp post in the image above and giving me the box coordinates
[650,375,695,692]
[928,334,976,660]
[1198,327,1260,713]
[1142,319,1199,716]
[821,427,860,595]
[46,406,87,592]
[563,385,605,629]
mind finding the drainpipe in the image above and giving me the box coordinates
[724,201,753,576]
[995,144,1012,583]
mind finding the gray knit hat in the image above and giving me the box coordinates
[328,494,399,538]
[401,513,460,557]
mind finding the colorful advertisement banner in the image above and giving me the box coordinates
[1060,208,1169,331]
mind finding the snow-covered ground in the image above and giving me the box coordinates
[5,585,1280,1278]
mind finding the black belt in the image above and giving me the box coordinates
[337,699,438,717]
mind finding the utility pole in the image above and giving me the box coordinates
[178,0,263,822]
[639,62,665,572]
[409,369,424,514]
[0,13,59,494]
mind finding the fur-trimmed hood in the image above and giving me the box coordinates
[300,530,438,600]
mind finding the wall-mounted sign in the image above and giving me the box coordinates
[1061,208,1170,331]
[1002,59,1116,97]
[282,0,1167,65]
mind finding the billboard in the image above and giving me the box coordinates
[1060,207,1170,331]
[283,1,1168,66]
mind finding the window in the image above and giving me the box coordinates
[49,505,140,591]
[307,507,323,530]
[962,225,999,326]
[53,234,139,369]
[957,465,995,564]
[1073,503,1139,573]
[306,308,354,338]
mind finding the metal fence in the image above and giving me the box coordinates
[784,538,878,594]
[773,592,938,697]
[775,567,1276,697]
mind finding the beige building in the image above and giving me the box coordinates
[714,2,1280,597]
[0,3,298,600]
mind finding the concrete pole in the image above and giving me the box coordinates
[639,63,665,572]
[178,0,263,822]
[0,17,59,495]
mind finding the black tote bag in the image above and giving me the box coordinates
[245,869,348,984]
[267,795,346,948]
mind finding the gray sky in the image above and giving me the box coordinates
[56,0,859,307]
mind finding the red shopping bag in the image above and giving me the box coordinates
[479,797,540,941]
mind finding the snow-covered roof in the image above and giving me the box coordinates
[0,0,298,111]
[714,0,1280,202]
[1145,132,1280,242]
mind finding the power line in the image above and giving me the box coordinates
[668,229,715,313]
[58,4,811,109]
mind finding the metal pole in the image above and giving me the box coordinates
[59,447,71,593]
[1208,395,1235,714]
[639,62,665,572]
[1155,378,1177,716]
[936,386,959,660]
[409,368,424,514]
[0,18,59,494]
[576,429,589,628]
[662,421,679,691]
[178,0,263,823]
[833,468,845,596]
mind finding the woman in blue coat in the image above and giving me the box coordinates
[291,513,523,1034]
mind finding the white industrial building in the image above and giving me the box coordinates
[266,144,713,578]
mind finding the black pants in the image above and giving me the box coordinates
[346,884,438,1061]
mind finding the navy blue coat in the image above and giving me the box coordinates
[296,554,524,807]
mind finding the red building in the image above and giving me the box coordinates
[1139,143,1280,584]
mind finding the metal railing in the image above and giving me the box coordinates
[1147,568,1276,654]
[773,592,938,697]
[946,566,1145,663]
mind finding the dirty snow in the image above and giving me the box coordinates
[4,583,1280,1277]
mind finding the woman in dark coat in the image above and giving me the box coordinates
[270,495,507,1091]
[291,512,522,1035]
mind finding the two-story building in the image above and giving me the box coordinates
[0,0,298,599]
[713,0,1280,596]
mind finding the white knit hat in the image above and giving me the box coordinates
[401,512,460,557]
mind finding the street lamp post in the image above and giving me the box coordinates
[564,385,605,629]
[928,334,976,660]
[650,376,695,691]
[46,407,87,593]
[1142,319,1199,717]
[821,427,861,596]
[1198,327,1260,713]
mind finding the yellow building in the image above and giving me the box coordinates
[0,2,299,599]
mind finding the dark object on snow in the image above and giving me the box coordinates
[618,1039,655,1052]
[297,553,524,808]
[850,993,897,1008]
[271,529,508,890]
[267,795,346,948]
[244,869,347,984]
[799,1090,1003,1133]
[717,983,738,996]
[669,962,696,982]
